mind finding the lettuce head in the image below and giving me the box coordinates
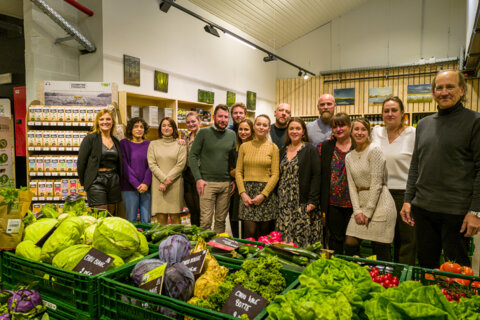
[40,217,85,263]
[52,244,92,270]
[15,240,42,261]
[93,217,139,258]
[23,218,58,244]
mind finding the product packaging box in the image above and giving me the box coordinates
[36,157,44,172]
[50,132,57,147]
[142,106,159,127]
[29,181,38,196]
[65,132,72,147]
[77,181,85,195]
[72,133,80,147]
[64,107,72,122]
[61,179,69,198]
[28,157,36,172]
[37,181,46,197]
[51,157,59,172]
[72,107,80,122]
[79,108,87,122]
[57,106,65,122]
[57,132,65,147]
[58,157,66,173]
[54,181,62,197]
[66,157,74,172]
[43,156,52,172]
[86,108,94,122]
[45,181,53,197]
[50,107,58,122]
[42,106,50,122]
[35,132,43,147]
[42,132,50,147]
[69,179,77,194]
[32,203,41,215]
[27,132,35,147]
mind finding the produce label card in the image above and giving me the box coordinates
[35,225,57,247]
[141,263,167,285]
[181,249,207,275]
[73,248,114,275]
[220,285,268,319]
[207,237,243,251]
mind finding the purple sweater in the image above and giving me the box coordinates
[120,139,152,191]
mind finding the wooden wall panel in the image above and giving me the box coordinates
[276,62,480,117]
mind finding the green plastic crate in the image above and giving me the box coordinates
[99,257,300,320]
[409,266,480,297]
[335,255,410,283]
[0,249,157,319]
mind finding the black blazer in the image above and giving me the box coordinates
[77,132,122,190]
[320,138,354,214]
[279,143,321,206]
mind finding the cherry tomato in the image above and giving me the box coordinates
[445,294,453,301]
[441,288,447,295]
[392,277,399,285]
[454,278,470,286]
[461,266,474,276]
[384,279,391,286]
[471,281,480,288]
[374,276,382,283]
[445,277,453,284]
[382,282,388,288]
[385,273,393,280]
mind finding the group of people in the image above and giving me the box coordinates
[77,70,480,268]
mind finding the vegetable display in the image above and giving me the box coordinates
[0,287,49,320]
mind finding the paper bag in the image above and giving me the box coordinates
[0,190,33,250]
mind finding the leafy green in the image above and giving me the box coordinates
[40,217,85,263]
[455,295,480,319]
[93,217,139,258]
[39,204,59,219]
[15,240,42,261]
[62,197,88,216]
[23,219,58,244]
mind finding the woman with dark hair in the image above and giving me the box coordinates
[276,117,321,247]
[78,109,122,214]
[229,119,254,237]
[345,118,397,261]
[120,117,152,224]
[148,117,187,224]
[372,96,416,265]
[318,113,354,254]
[183,111,201,227]
[236,115,279,239]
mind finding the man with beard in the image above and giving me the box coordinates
[401,70,480,268]
[227,102,247,133]
[270,103,292,148]
[307,94,336,147]
[189,104,237,232]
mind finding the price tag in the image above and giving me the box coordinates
[39,197,45,200]
[65,122,72,126]
[34,147,41,151]
[72,122,79,126]
[43,147,49,151]
[181,250,207,275]
[32,197,38,201]
[6,219,21,234]
[35,122,41,126]
[30,172,36,176]
[53,197,60,201]
[45,172,51,176]
[58,147,65,151]
[28,147,34,151]
[67,172,73,176]
[73,147,79,151]
[88,122,93,126]
[207,237,243,251]
[57,122,64,126]
[35,225,57,247]
[139,274,164,295]
[42,122,49,126]
[139,263,167,294]
[66,147,72,151]
[50,147,57,151]
[27,122,34,126]
[73,248,114,275]
[220,285,268,319]
[46,197,53,201]
[38,172,44,176]
[52,172,58,176]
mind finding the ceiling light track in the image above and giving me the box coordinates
[158,0,315,77]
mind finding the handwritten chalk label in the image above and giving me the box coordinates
[207,237,243,251]
[181,250,207,275]
[139,275,164,295]
[220,285,268,319]
[73,248,114,275]
[35,225,57,247]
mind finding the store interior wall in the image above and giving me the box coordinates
[276,0,466,78]
[466,0,479,52]
[100,0,277,118]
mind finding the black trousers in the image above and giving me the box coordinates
[390,190,417,265]
[412,205,470,268]
[326,205,353,255]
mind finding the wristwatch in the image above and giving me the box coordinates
[470,211,480,218]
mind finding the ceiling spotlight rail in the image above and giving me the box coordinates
[159,0,315,77]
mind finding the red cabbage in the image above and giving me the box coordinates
[0,314,10,320]
[131,259,166,286]
[162,262,195,301]
[158,234,192,264]
[6,289,42,313]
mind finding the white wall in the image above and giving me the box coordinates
[466,0,479,52]
[0,0,23,19]
[101,0,277,118]
[277,0,466,78]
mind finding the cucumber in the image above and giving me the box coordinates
[263,247,309,265]
[305,241,323,252]
[238,245,251,255]
[198,229,216,240]
[182,225,200,235]
[257,250,304,270]
[274,243,321,260]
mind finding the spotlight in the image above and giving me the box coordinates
[304,74,309,80]
[159,0,174,13]
[263,55,277,62]
[204,25,220,37]
[298,70,303,77]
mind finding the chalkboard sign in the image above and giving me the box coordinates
[72,248,114,275]
[181,249,207,275]
[220,285,268,319]
[207,237,243,251]
[139,275,164,294]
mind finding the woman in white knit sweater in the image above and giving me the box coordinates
[344,118,396,261]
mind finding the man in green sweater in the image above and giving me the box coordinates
[401,70,480,268]
[189,104,237,232]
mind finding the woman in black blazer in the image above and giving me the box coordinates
[78,109,122,214]
[276,118,322,247]
[319,112,354,255]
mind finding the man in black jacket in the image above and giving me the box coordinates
[401,70,480,268]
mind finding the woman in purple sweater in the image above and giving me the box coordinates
[120,117,152,223]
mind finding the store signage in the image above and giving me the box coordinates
[207,237,243,251]
[73,248,113,275]
[139,263,167,294]
[181,249,207,275]
[221,285,268,319]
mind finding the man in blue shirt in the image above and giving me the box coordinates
[306,94,336,147]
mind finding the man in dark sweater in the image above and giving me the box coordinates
[227,102,246,133]
[401,70,480,268]
[189,104,236,233]
[270,103,291,149]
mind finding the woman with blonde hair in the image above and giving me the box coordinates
[345,118,397,261]
[148,117,187,225]
[236,115,279,239]
[78,109,122,214]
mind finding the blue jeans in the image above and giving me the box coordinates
[122,190,151,224]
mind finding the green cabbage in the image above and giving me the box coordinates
[137,232,149,256]
[83,224,96,245]
[23,218,58,244]
[40,217,85,263]
[93,217,139,258]
[15,240,42,261]
[107,253,125,270]
[125,252,144,264]
[52,244,92,270]
[78,215,97,227]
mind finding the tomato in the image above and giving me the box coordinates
[425,273,435,280]
[441,262,462,273]
[385,273,393,280]
[374,276,382,283]
[471,281,480,288]
[371,267,379,273]
[454,278,470,286]
[382,282,388,288]
[444,277,453,284]
[384,279,391,286]
[392,277,399,285]
[445,294,453,301]
[461,266,474,276]
[369,271,376,278]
